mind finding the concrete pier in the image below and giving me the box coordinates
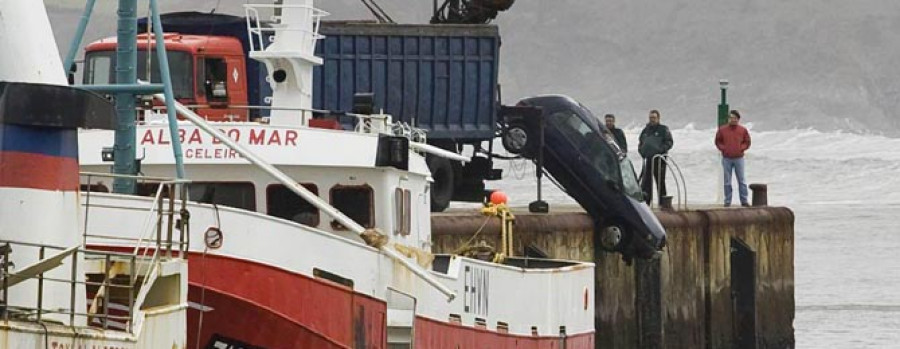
[432,206,795,349]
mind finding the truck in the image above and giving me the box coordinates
[81,12,503,212]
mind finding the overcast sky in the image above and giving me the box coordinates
[45,0,900,134]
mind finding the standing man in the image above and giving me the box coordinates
[715,110,751,207]
[604,114,627,152]
[638,110,674,205]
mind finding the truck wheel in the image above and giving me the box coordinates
[427,155,454,212]
[501,121,531,156]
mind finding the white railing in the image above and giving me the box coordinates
[244,3,329,55]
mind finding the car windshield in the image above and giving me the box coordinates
[620,158,643,200]
[83,50,194,99]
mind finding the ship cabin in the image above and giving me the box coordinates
[78,120,436,250]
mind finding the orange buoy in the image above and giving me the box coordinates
[489,191,508,205]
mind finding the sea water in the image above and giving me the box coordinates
[478,126,900,348]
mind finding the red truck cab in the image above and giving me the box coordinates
[83,33,249,122]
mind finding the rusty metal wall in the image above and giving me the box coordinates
[431,206,795,349]
[704,207,796,349]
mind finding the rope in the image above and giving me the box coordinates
[452,215,493,255]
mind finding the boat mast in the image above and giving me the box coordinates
[111,0,139,193]
[69,0,186,192]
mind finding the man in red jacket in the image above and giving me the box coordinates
[715,110,751,207]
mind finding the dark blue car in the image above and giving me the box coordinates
[501,95,666,260]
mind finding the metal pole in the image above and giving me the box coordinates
[154,94,456,301]
[113,0,139,194]
[179,183,189,255]
[103,254,111,330]
[157,188,164,251]
[83,174,92,247]
[128,254,135,333]
[2,246,7,321]
[166,183,175,257]
[70,251,77,326]
[529,109,549,213]
[63,0,97,75]
[37,247,45,321]
[80,83,165,94]
[716,80,730,204]
[149,0,186,179]
[718,80,730,127]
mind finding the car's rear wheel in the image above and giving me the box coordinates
[501,121,532,156]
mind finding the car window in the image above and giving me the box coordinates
[581,130,621,182]
[548,111,591,148]
[620,158,643,200]
[549,111,621,181]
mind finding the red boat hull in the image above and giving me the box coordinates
[181,252,594,348]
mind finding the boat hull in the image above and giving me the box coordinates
[184,252,595,348]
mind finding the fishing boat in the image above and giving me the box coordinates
[76,0,596,347]
[0,1,188,347]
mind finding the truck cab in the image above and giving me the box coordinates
[82,33,250,122]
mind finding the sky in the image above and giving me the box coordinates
[46,0,900,134]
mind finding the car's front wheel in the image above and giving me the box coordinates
[599,224,626,252]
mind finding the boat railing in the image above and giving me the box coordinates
[244,2,329,55]
[79,172,191,258]
[0,239,159,333]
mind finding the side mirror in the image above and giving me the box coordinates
[67,63,78,85]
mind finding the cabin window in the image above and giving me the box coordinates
[393,188,411,236]
[83,50,192,99]
[80,184,110,193]
[329,184,374,230]
[136,183,173,198]
[198,57,229,103]
[187,182,256,211]
[267,184,320,226]
[83,52,112,85]
[135,51,193,99]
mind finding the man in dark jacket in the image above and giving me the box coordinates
[604,114,627,152]
[715,110,751,207]
[638,110,674,205]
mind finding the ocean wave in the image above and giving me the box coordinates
[620,126,900,162]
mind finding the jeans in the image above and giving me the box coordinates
[723,157,748,205]
[641,156,667,205]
